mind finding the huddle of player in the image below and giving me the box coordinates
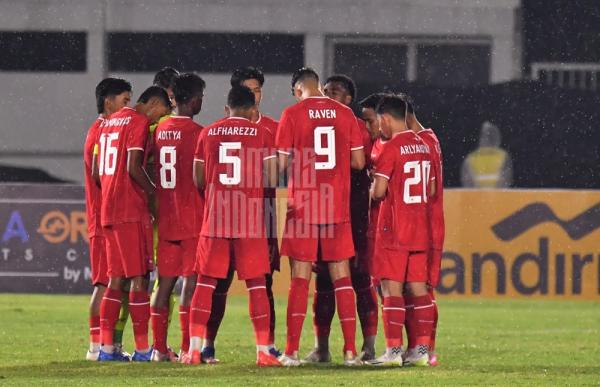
[83,65,444,368]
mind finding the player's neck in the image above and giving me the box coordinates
[391,127,411,138]
[176,105,194,118]
[302,89,324,99]
[251,110,261,123]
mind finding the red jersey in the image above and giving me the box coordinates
[153,115,204,241]
[98,107,150,226]
[418,128,445,249]
[368,138,388,229]
[276,96,364,224]
[195,116,276,238]
[256,113,278,142]
[357,118,373,166]
[374,131,433,251]
[84,116,104,238]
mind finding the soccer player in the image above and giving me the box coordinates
[402,95,444,366]
[277,68,365,366]
[97,86,172,362]
[183,86,280,367]
[150,73,205,362]
[153,67,180,108]
[304,74,378,363]
[84,78,131,361]
[370,94,435,367]
[199,67,282,363]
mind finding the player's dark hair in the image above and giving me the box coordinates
[359,92,388,110]
[230,66,265,87]
[153,67,180,90]
[95,78,132,114]
[291,67,319,88]
[376,94,408,120]
[137,85,172,108]
[325,74,357,102]
[398,92,415,114]
[227,85,256,110]
[173,73,206,105]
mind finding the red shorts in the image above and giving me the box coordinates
[280,218,355,262]
[427,248,443,287]
[104,221,154,278]
[157,237,198,277]
[372,246,427,283]
[89,236,109,287]
[196,236,270,280]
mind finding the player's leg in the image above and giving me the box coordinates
[304,262,335,363]
[112,280,130,356]
[202,268,234,362]
[371,278,405,366]
[351,264,378,361]
[150,275,177,361]
[265,272,281,357]
[427,247,442,366]
[245,276,280,366]
[129,274,152,361]
[184,274,218,365]
[428,287,439,366]
[87,285,105,360]
[179,237,198,357]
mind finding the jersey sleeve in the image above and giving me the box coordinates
[263,127,277,161]
[126,115,149,151]
[349,115,364,151]
[374,145,396,180]
[275,108,294,155]
[194,131,206,163]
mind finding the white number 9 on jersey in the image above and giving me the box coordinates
[403,160,431,204]
[314,126,336,170]
[159,146,177,189]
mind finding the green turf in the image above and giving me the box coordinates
[0,294,598,386]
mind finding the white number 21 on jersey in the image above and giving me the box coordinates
[403,160,431,204]
[314,126,336,170]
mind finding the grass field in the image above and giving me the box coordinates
[0,294,599,386]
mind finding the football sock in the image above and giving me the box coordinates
[412,294,435,346]
[89,315,101,351]
[429,290,438,352]
[190,276,217,351]
[205,277,231,343]
[179,305,191,353]
[334,277,357,355]
[129,290,151,352]
[100,288,122,351]
[382,296,405,349]
[353,273,378,338]
[285,277,309,356]
[265,273,277,345]
[246,277,271,347]
[313,273,335,344]
[151,306,169,354]
[403,294,417,349]
[113,293,129,345]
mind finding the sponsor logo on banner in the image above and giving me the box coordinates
[438,190,600,299]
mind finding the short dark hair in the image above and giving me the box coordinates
[153,67,180,90]
[376,94,408,119]
[359,92,388,110]
[227,85,256,110]
[397,93,415,114]
[95,77,132,114]
[137,85,171,108]
[325,74,357,102]
[173,73,206,104]
[230,66,265,87]
[291,67,319,88]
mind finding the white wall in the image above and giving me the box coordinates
[0,0,520,182]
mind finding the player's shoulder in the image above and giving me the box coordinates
[257,113,279,127]
[88,115,104,131]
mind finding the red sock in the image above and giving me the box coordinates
[285,277,309,356]
[334,277,357,355]
[403,294,417,349]
[206,290,227,342]
[246,277,271,346]
[354,276,378,338]
[129,291,150,351]
[90,315,100,344]
[313,275,335,339]
[100,288,122,346]
[413,294,435,346]
[190,276,217,339]
[429,290,438,351]
[179,305,191,352]
[382,296,405,349]
[151,306,169,353]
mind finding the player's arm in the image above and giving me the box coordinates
[193,159,206,191]
[264,156,278,188]
[351,148,365,170]
[127,150,155,195]
[371,175,389,201]
[91,143,101,187]
[350,116,366,170]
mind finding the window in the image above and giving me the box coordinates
[333,42,407,84]
[417,44,490,86]
[108,32,304,73]
[0,31,87,72]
